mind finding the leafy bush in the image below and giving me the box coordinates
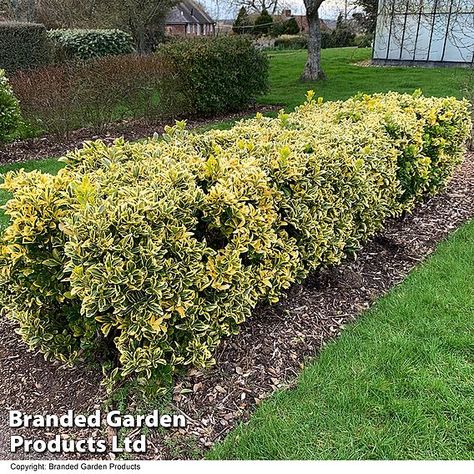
[321,28,355,49]
[284,18,300,35]
[48,29,135,62]
[354,33,373,48]
[0,69,22,143]
[156,36,269,116]
[331,25,356,47]
[321,30,334,49]
[274,35,307,50]
[0,22,52,73]
[0,92,470,385]
[10,54,168,137]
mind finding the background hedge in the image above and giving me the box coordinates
[48,29,135,62]
[274,35,308,50]
[11,54,167,137]
[0,22,52,72]
[10,36,270,136]
[0,92,470,386]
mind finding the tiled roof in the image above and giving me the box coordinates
[166,0,215,25]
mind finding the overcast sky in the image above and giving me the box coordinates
[202,0,359,20]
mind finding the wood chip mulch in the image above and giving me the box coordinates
[0,105,279,167]
[0,153,473,460]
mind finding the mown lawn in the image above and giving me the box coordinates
[263,48,470,110]
[209,218,474,460]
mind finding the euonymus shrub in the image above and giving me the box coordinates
[0,92,470,385]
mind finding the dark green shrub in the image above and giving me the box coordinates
[274,35,307,50]
[331,26,356,47]
[321,28,355,49]
[284,17,300,35]
[321,30,334,49]
[271,18,300,37]
[354,33,373,48]
[329,13,356,48]
[157,36,269,116]
[0,69,22,143]
[254,9,273,35]
[48,29,135,62]
[233,6,252,34]
[0,22,52,72]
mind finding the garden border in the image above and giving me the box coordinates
[1,153,473,460]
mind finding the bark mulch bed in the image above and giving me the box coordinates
[0,153,473,460]
[0,105,279,167]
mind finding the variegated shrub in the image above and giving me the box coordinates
[0,91,470,385]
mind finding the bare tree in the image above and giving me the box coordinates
[36,0,100,28]
[36,0,177,52]
[101,0,178,53]
[229,0,282,15]
[301,0,326,81]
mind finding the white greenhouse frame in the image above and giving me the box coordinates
[373,0,474,66]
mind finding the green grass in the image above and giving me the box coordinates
[263,48,470,110]
[208,219,474,460]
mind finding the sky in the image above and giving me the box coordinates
[202,0,358,21]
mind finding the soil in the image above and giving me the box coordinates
[0,105,279,167]
[0,153,473,461]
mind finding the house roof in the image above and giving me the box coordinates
[166,0,215,25]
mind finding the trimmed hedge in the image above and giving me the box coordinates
[274,35,307,50]
[0,22,52,72]
[0,69,22,143]
[48,29,135,62]
[156,36,269,116]
[0,92,470,385]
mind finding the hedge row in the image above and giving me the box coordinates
[48,29,135,61]
[274,35,308,50]
[0,24,135,71]
[0,69,22,143]
[9,36,269,137]
[0,92,470,385]
[274,31,368,51]
[0,22,52,72]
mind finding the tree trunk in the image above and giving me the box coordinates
[135,27,148,54]
[301,7,326,82]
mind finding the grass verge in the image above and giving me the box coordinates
[264,48,470,110]
[208,219,474,460]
